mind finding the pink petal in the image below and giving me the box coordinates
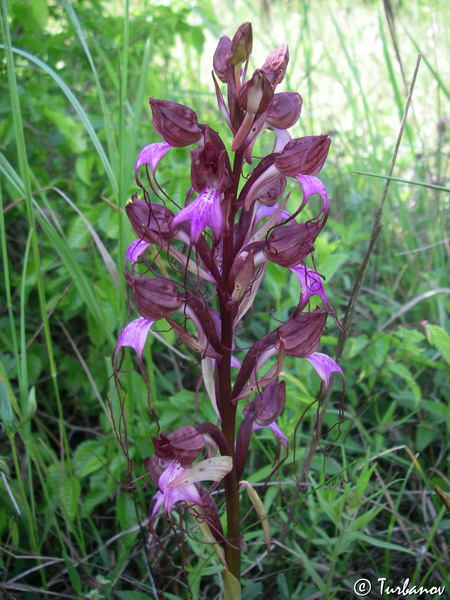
[125,239,150,263]
[295,174,329,217]
[115,317,154,360]
[172,185,223,242]
[150,491,164,518]
[291,265,331,310]
[304,352,343,388]
[135,142,172,183]
[253,421,288,452]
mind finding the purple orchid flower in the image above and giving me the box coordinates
[149,457,233,518]
[171,184,223,243]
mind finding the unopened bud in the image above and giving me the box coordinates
[279,310,327,357]
[239,69,274,114]
[264,221,321,267]
[152,426,204,468]
[229,251,255,301]
[126,196,174,245]
[126,275,182,320]
[266,92,302,130]
[149,98,203,147]
[275,135,331,177]
[213,36,232,82]
[190,126,231,192]
[244,379,286,426]
[230,22,253,66]
[262,43,289,86]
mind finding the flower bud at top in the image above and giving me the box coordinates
[266,92,303,130]
[126,274,182,321]
[230,22,253,66]
[274,135,331,177]
[149,98,203,147]
[213,36,232,82]
[238,69,274,114]
[262,43,289,87]
[126,195,174,245]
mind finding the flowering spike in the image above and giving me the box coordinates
[116,23,344,589]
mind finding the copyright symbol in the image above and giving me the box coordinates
[354,578,371,596]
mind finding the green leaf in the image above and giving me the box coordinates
[66,216,90,250]
[73,440,106,478]
[352,531,416,555]
[43,108,87,154]
[415,425,439,451]
[62,551,82,595]
[60,476,80,522]
[350,506,383,531]
[12,0,48,31]
[387,363,421,403]
[75,154,95,185]
[426,325,450,366]
[25,386,36,420]
[117,593,153,600]
[242,582,263,600]
[0,362,19,434]
[319,252,349,281]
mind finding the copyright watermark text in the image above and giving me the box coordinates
[353,577,446,597]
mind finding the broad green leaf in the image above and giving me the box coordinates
[415,425,439,451]
[426,325,450,366]
[73,440,106,478]
[43,108,87,154]
[318,252,349,281]
[12,0,48,30]
[387,363,421,403]
[60,476,81,522]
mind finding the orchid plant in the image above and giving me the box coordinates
[114,22,343,597]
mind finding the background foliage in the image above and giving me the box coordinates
[1,0,449,598]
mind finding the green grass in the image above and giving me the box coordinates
[0,0,449,598]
